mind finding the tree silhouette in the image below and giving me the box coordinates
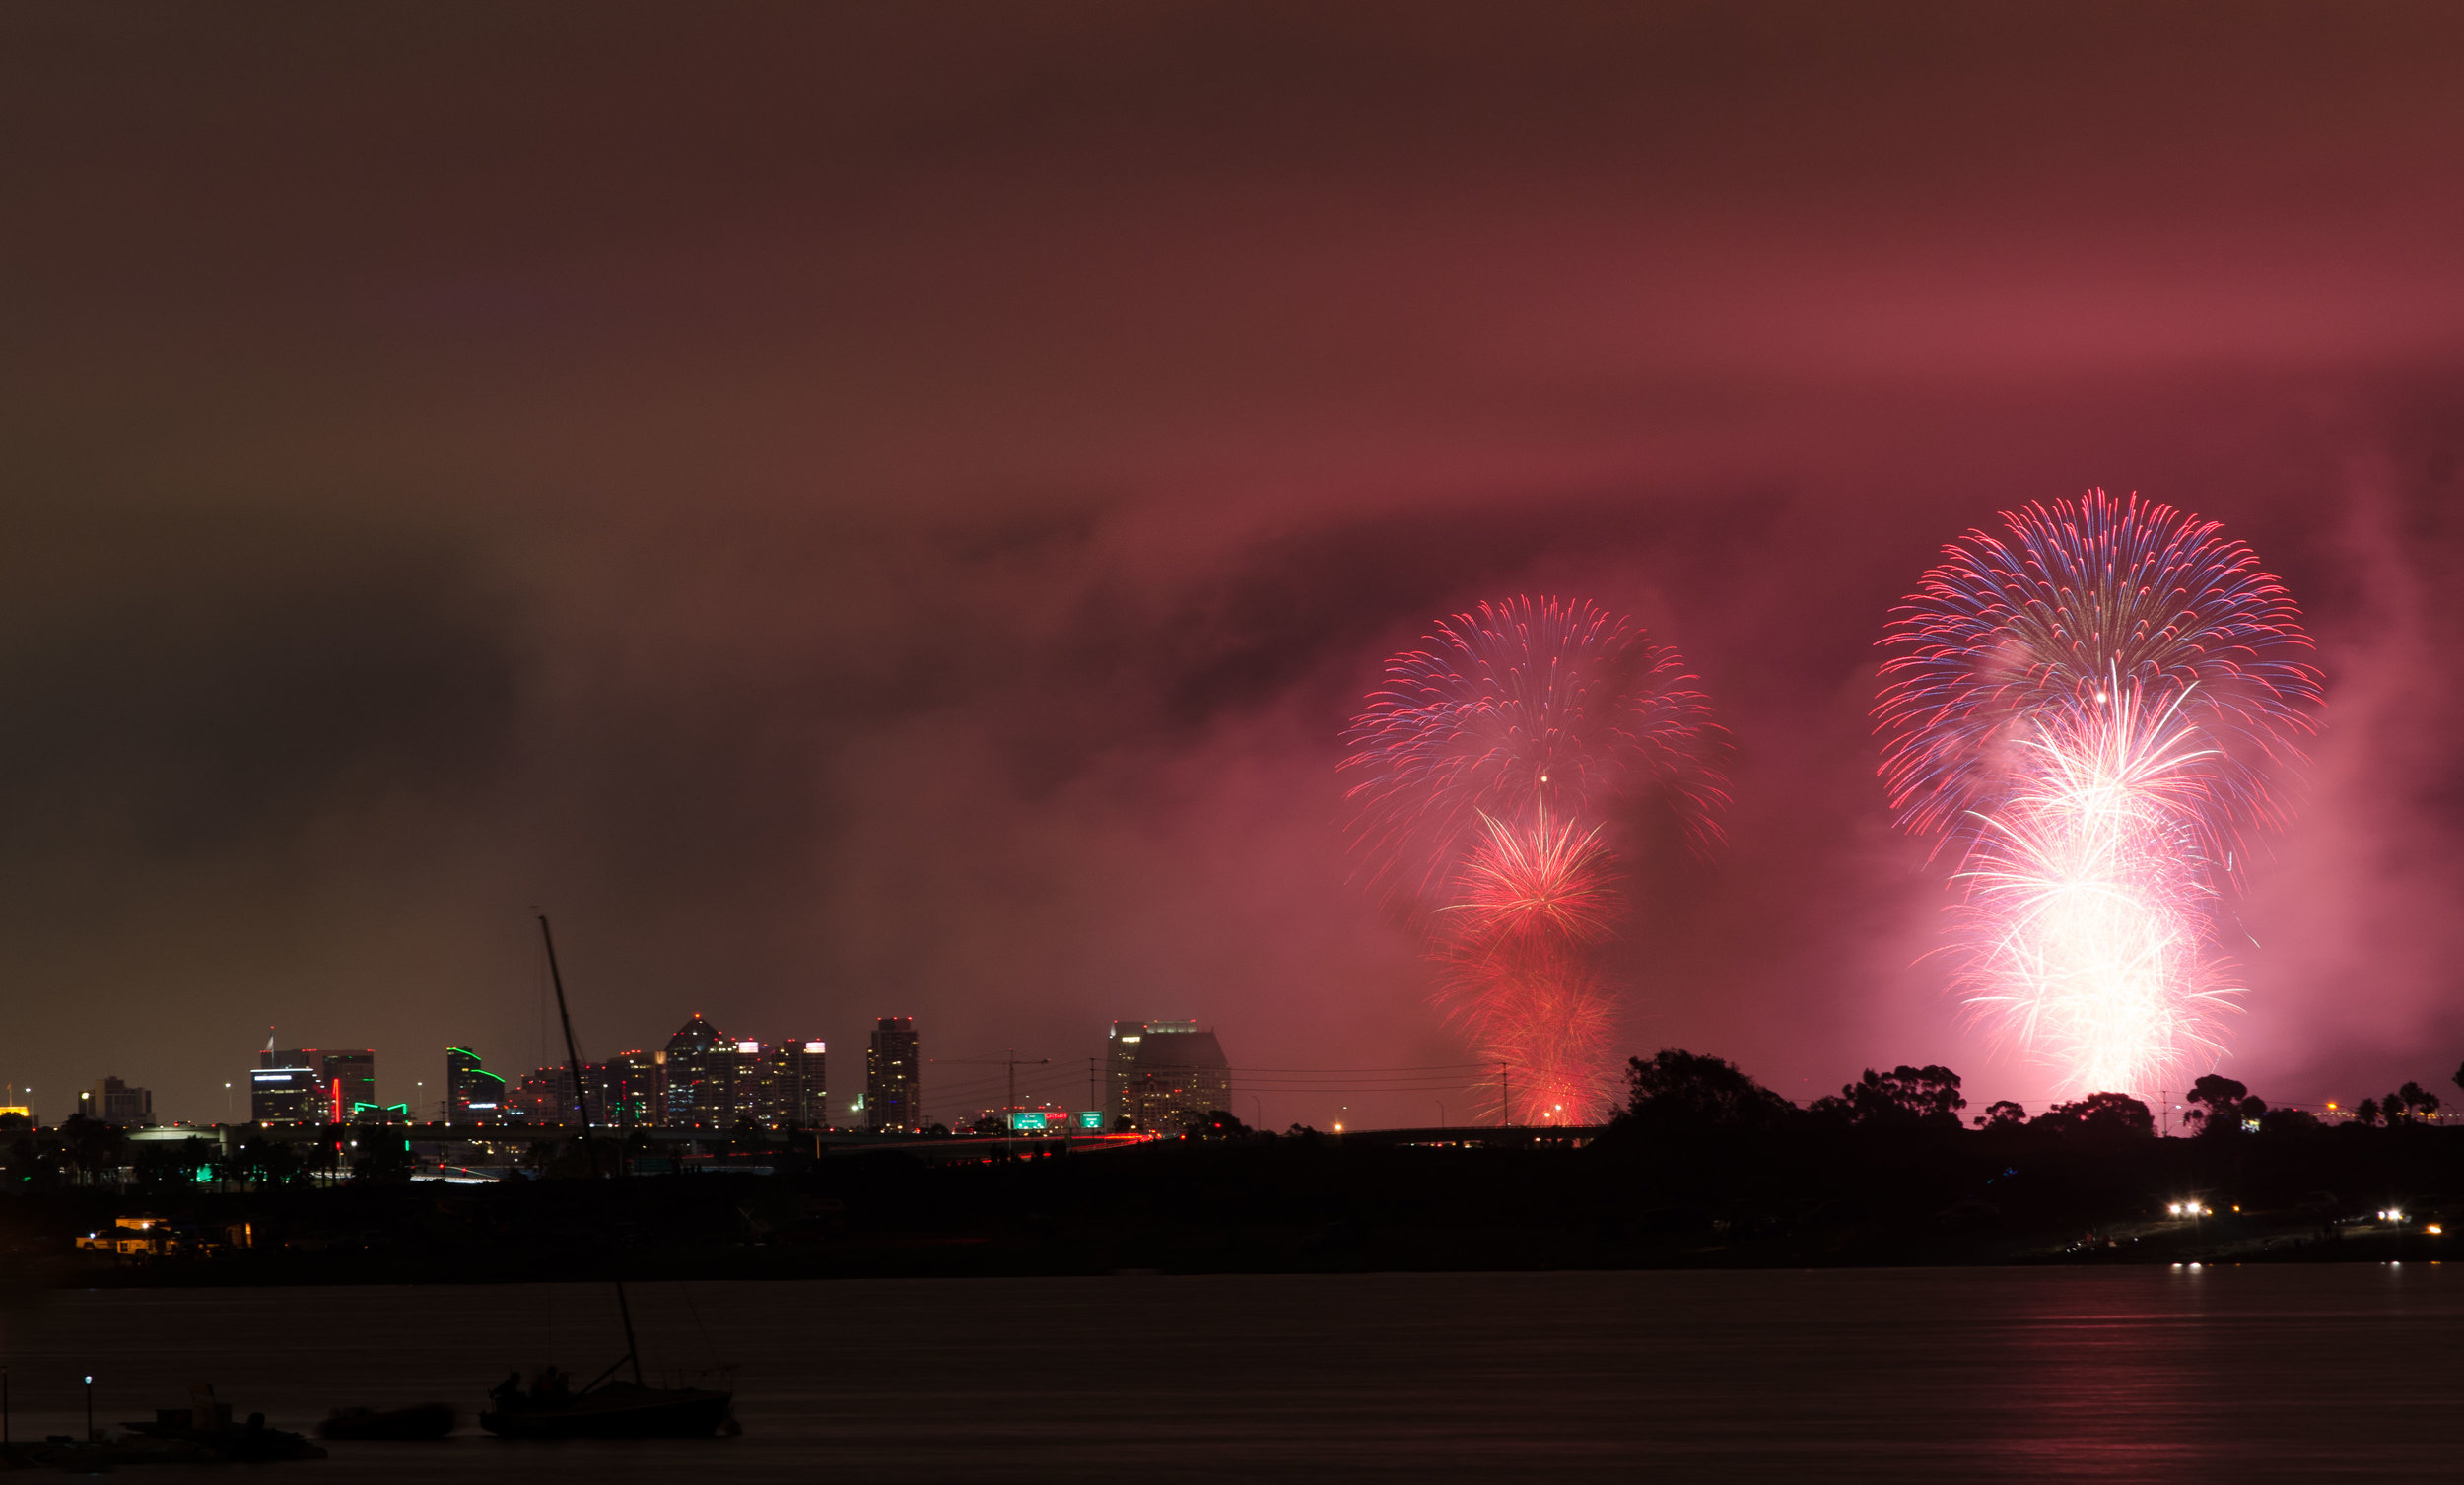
[1977,1100,2027,1129]
[58,1114,125,1187]
[1616,1050,1797,1134]
[2390,1081,2439,1123]
[133,1137,215,1191]
[1813,1066,1966,1128]
[2184,1074,2246,1134]
[351,1134,418,1183]
[1182,1110,1253,1139]
[2032,1092,2155,1139]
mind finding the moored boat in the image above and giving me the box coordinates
[318,1401,457,1440]
[480,1380,733,1439]
[469,916,737,1446]
[122,1400,327,1462]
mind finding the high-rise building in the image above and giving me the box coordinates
[86,1076,155,1128]
[753,1040,828,1128]
[592,1050,664,1126]
[250,1050,321,1125]
[320,1050,376,1121]
[730,1040,765,1119]
[1105,1021,1147,1122]
[510,1066,581,1123]
[261,1047,377,1124]
[865,1017,920,1132]
[445,1047,507,1122]
[663,1015,733,1126]
[1106,1021,1231,1134]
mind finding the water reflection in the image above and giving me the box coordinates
[0,1266,2453,1481]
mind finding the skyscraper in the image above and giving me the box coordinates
[865,1017,920,1132]
[510,1066,581,1123]
[1106,1021,1231,1134]
[754,1040,828,1128]
[320,1050,376,1120]
[446,1046,507,1122]
[596,1049,665,1126]
[663,1014,732,1126]
[1105,1021,1146,1121]
[250,1047,320,1125]
[730,1039,765,1120]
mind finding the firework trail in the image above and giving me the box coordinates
[1878,490,2322,1096]
[1342,596,1725,1120]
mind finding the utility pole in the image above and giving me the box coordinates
[1500,1062,1511,1127]
[939,1053,1051,1128]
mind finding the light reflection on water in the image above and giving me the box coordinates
[0,1266,2452,1481]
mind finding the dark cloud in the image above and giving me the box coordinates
[0,508,517,865]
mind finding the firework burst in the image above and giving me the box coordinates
[1879,490,2322,1096]
[1342,595,1724,1121]
[1441,809,1622,949]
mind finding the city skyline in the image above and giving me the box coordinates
[8,6,2464,1135]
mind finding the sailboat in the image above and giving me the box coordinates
[478,914,737,1442]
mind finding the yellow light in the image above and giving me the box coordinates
[2430,1225,2443,1235]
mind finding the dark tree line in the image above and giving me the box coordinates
[1615,1049,2112,1138]
[1617,1050,2464,1142]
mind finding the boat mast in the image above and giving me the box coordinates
[538,912,646,1386]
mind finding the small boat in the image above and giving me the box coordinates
[122,1399,327,1462]
[472,916,736,1445]
[317,1401,457,1440]
[480,1379,733,1440]
[4,1433,219,1469]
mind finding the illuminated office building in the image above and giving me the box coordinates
[446,1046,507,1123]
[663,1014,733,1126]
[865,1018,920,1132]
[753,1039,828,1128]
[1106,1021,1231,1134]
[249,1057,321,1124]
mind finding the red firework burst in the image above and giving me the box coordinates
[1442,810,1622,949]
[1342,596,1724,1121]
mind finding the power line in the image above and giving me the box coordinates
[1221,1063,1490,1074]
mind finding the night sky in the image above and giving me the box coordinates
[6,3,2464,1126]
